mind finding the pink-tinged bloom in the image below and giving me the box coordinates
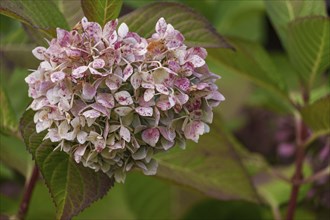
[26,17,224,183]
[142,128,160,147]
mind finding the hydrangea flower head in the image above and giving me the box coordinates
[25,17,225,183]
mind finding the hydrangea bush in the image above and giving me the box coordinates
[25,17,224,182]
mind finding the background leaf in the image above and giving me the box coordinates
[81,0,123,26]
[0,0,69,37]
[154,119,260,203]
[287,16,330,91]
[119,2,232,48]
[124,172,172,220]
[301,95,330,135]
[215,0,266,43]
[208,38,291,107]
[55,0,84,28]
[0,85,17,136]
[264,0,326,49]
[20,110,114,220]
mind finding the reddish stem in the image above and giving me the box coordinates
[285,119,309,220]
[17,165,39,220]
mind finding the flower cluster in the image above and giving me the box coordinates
[25,17,224,182]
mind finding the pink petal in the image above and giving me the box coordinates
[142,128,160,147]
[114,91,133,105]
[135,106,153,116]
[196,83,209,90]
[174,78,190,91]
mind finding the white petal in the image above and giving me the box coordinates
[120,126,131,142]
[32,47,46,60]
[144,89,155,102]
[50,71,65,82]
[118,23,129,38]
[77,131,88,144]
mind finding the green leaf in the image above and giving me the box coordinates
[77,184,134,220]
[301,95,330,135]
[215,1,266,43]
[182,199,271,220]
[81,0,123,26]
[154,118,260,203]
[0,134,31,176]
[0,84,17,135]
[208,38,292,108]
[119,2,231,48]
[55,0,84,28]
[124,172,172,220]
[264,0,326,49]
[287,16,330,91]
[0,0,69,37]
[254,164,312,219]
[20,110,114,220]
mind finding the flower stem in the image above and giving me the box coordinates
[285,118,309,220]
[17,165,39,220]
